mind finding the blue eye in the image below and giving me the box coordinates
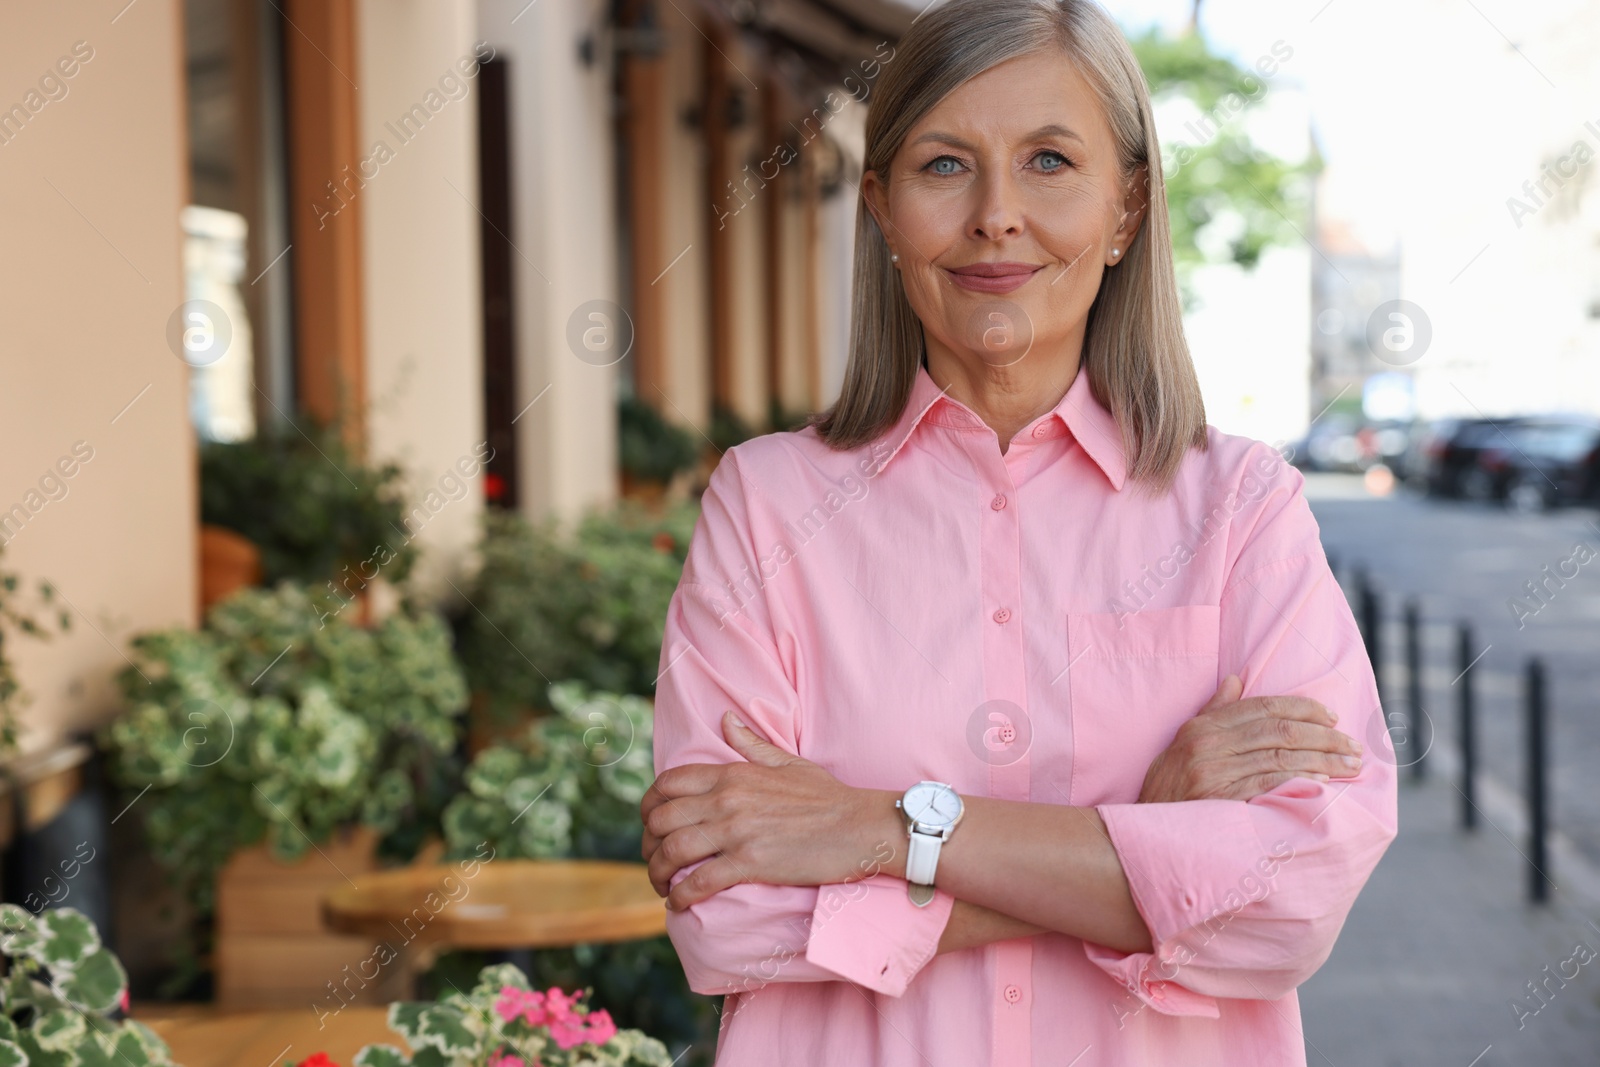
[927,156,963,176]
[1036,151,1069,172]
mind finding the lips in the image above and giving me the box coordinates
[944,261,1043,294]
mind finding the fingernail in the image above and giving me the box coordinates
[1340,755,1361,769]
[1311,773,1329,781]
[725,710,747,729]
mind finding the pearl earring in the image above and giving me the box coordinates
[1111,248,1121,257]
[891,253,900,263]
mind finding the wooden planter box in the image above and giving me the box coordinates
[213,826,416,1009]
[197,525,262,617]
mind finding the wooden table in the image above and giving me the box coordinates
[142,1004,400,1067]
[321,859,668,950]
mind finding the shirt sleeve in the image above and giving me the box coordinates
[1081,444,1400,1019]
[654,448,954,999]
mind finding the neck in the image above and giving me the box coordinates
[923,344,1083,454]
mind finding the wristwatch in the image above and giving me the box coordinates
[895,780,964,907]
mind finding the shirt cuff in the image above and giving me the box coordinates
[1083,799,1268,1018]
[804,875,954,996]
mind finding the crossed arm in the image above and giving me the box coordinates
[642,671,1364,961]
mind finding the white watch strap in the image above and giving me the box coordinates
[906,829,941,886]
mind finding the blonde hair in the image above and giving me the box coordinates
[807,0,1206,491]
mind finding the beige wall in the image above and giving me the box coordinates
[0,0,194,753]
[478,0,619,526]
[355,0,485,602]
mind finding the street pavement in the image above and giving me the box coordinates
[1298,760,1600,1066]
[1297,474,1600,1064]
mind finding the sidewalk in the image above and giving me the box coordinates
[1298,759,1600,1066]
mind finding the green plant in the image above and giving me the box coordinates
[457,503,695,716]
[438,684,713,1060]
[199,422,417,587]
[0,905,180,1067]
[708,403,757,453]
[441,682,653,861]
[330,963,671,1067]
[766,397,812,435]
[618,396,700,484]
[100,582,469,975]
[0,545,70,757]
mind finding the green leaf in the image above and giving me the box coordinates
[352,1046,410,1067]
[0,905,42,958]
[106,1028,156,1067]
[471,963,530,998]
[406,1048,446,1067]
[37,911,100,969]
[109,1023,170,1067]
[385,1003,429,1046]
[14,1032,70,1067]
[68,1038,115,1067]
[56,950,126,1014]
[413,1004,478,1056]
[0,1038,27,1067]
[30,1013,83,1053]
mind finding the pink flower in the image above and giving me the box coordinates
[542,986,579,1023]
[549,1017,590,1051]
[117,988,130,1013]
[494,987,549,1027]
[583,1009,617,1046]
[488,1055,533,1067]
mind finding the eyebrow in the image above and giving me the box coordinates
[909,123,1086,151]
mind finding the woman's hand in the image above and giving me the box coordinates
[640,711,899,911]
[1138,674,1364,803]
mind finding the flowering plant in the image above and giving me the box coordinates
[0,904,179,1066]
[348,964,672,1067]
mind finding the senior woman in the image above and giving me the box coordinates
[639,1,1397,1063]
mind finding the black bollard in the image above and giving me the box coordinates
[1357,571,1384,718]
[1525,658,1551,904]
[1405,599,1425,780]
[1457,623,1477,831]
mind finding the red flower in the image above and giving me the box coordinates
[651,531,676,554]
[297,1055,341,1067]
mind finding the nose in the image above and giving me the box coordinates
[968,168,1024,240]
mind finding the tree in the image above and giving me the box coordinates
[1130,27,1320,303]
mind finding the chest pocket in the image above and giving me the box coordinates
[1064,603,1220,806]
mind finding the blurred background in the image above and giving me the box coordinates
[1,0,1598,1064]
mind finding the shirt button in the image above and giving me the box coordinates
[992,607,1011,624]
[990,493,1007,510]
[1003,984,1023,1004]
[1031,424,1048,439]
[998,724,1016,744]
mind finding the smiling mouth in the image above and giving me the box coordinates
[944,263,1043,293]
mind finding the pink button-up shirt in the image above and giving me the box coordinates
[653,362,1399,1066]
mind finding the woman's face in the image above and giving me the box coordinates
[863,49,1146,373]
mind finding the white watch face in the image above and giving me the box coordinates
[904,781,962,830]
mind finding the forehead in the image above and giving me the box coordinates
[906,49,1111,147]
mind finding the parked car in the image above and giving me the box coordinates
[1473,417,1600,512]
[1291,414,1415,474]
[1291,413,1365,472]
[1414,417,1527,498]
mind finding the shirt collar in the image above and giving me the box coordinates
[871,361,1128,491]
